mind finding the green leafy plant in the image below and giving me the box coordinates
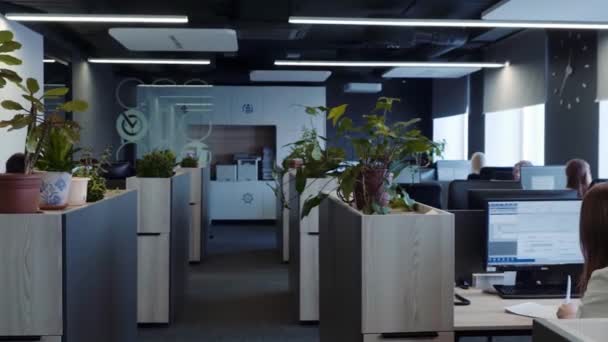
[180,155,199,168]
[35,127,78,172]
[300,97,443,217]
[136,150,176,178]
[73,147,111,202]
[0,30,88,174]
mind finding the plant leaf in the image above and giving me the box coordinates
[0,31,14,43]
[1,100,24,111]
[0,41,22,53]
[26,78,39,94]
[60,100,88,112]
[301,193,328,219]
[0,54,22,65]
[0,68,22,83]
[295,167,307,193]
[311,144,322,161]
[43,87,69,98]
[327,104,348,126]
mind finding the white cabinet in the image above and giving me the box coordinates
[209,181,276,220]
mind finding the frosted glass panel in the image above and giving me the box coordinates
[433,113,468,160]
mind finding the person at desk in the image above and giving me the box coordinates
[467,152,486,180]
[512,160,533,182]
[565,158,592,197]
[558,183,608,319]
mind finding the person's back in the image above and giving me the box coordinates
[578,267,608,318]
[566,159,592,198]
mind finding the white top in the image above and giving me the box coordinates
[578,267,608,318]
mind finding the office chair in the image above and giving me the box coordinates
[400,183,442,209]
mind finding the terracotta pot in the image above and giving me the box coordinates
[354,168,390,211]
[287,158,304,169]
[68,177,90,206]
[0,173,42,213]
[39,172,72,210]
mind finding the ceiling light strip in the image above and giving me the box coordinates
[88,58,211,65]
[5,13,188,24]
[43,59,56,63]
[274,60,506,68]
[289,16,608,30]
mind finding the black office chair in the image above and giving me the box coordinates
[400,183,442,209]
[480,167,514,181]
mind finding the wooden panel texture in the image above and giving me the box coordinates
[0,214,63,336]
[361,207,454,334]
[127,177,171,233]
[137,234,170,323]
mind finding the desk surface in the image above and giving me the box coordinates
[536,318,608,341]
[454,288,579,331]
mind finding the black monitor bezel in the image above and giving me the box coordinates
[485,198,583,272]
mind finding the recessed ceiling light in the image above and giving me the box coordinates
[289,16,608,30]
[88,58,211,65]
[5,13,188,24]
[274,60,506,68]
[43,59,56,63]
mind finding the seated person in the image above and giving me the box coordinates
[512,160,533,182]
[566,159,592,198]
[5,153,25,173]
[558,183,608,318]
[467,152,486,180]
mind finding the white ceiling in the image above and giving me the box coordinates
[250,70,332,82]
[483,0,608,22]
[109,28,238,52]
[382,67,480,79]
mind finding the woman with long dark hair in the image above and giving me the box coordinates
[557,183,608,318]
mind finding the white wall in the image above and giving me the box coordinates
[0,15,43,172]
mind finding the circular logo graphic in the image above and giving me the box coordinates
[242,192,254,204]
[116,109,149,142]
[242,103,254,114]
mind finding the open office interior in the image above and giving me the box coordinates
[1,1,608,342]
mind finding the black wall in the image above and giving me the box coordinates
[545,31,599,174]
[326,77,433,159]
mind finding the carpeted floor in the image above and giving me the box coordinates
[137,223,530,342]
[137,223,319,342]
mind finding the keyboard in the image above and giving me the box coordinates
[494,284,581,299]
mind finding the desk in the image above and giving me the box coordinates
[454,289,579,340]
[534,318,608,342]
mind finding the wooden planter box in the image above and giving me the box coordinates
[0,191,137,342]
[289,176,336,322]
[319,195,455,342]
[126,172,190,324]
[178,167,205,263]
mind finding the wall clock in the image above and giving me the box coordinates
[552,32,593,110]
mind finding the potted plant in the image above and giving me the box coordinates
[300,97,444,217]
[70,147,111,205]
[35,126,79,209]
[179,155,199,168]
[0,29,88,213]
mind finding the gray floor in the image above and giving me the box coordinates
[137,223,319,341]
[137,223,530,342]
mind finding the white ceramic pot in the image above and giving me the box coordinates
[39,171,72,210]
[68,177,90,206]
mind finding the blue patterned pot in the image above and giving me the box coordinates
[39,172,72,210]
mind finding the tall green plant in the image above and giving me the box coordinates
[300,97,444,216]
[0,30,88,174]
[36,127,78,172]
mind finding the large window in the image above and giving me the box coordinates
[433,113,468,160]
[599,101,608,178]
[485,104,545,167]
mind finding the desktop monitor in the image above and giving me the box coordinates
[520,166,567,190]
[486,199,583,271]
[436,160,471,181]
[395,167,436,184]
[480,167,514,181]
[468,189,579,210]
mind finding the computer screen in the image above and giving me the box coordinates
[436,160,471,181]
[520,166,567,190]
[487,200,583,268]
